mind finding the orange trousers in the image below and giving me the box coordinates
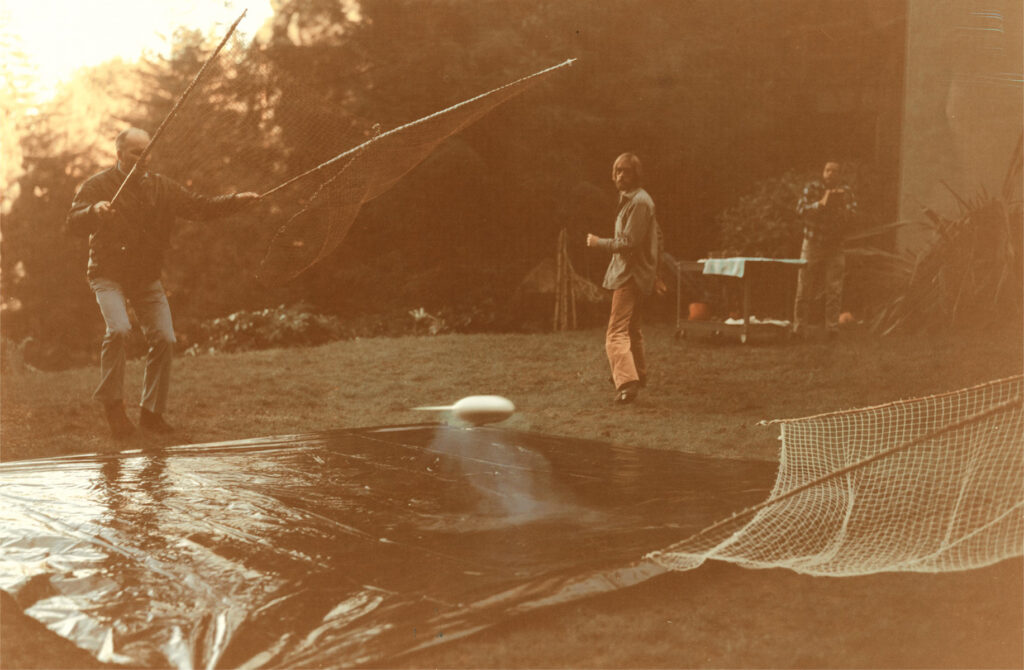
[605,280,647,390]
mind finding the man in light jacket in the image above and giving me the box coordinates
[587,152,661,404]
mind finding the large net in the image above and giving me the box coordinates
[254,58,575,284]
[107,12,576,286]
[647,375,1024,576]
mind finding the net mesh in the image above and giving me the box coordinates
[647,375,1024,576]
[255,59,575,284]
[122,21,574,285]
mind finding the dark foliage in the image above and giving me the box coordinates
[844,139,1023,334]
[716,170,813,258]
[182,303,345,354]
[2,0,908,368]
[0,126,105,369]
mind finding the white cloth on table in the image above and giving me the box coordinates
[724,316,792,327]
[699,257,805,278]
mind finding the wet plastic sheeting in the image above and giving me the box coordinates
[0,425,775,668]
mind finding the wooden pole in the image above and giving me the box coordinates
[555,228,572,331]
[569,249,578,329]
[555,229,564,331]
[111,10,247,207]
[558,228,577,330]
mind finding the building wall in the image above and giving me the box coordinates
[898,0,1023,250]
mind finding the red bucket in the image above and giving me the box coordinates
[688,302,710,321]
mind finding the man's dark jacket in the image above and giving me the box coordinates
[67,167,245,284]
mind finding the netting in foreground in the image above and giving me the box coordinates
[647,375,1024,576]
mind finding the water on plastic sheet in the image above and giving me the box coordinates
[0,425,775,668]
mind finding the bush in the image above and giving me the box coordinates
[716,170,812,258]
[716,164,874,258]
[181,298,513,356]
[856,187,1023,335]
[183,303,346,355]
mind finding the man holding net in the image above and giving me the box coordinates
[66,127,259,438]
[587,152,662,404]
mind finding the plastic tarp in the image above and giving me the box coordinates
[0,425,775,668]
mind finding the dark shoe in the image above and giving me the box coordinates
[103,401,135,439]
[609,375,647,388]
[614,381,639,404]
[140,408,174,433]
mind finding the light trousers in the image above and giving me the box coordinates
[89,278,176,413]
[605,279,647,390]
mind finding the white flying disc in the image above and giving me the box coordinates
[413,395,515,426]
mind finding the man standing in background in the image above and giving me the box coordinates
[793,160,857,338]
[67,127,259,438]
[587,152,661,404]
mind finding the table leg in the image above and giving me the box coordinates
[676,266,682,336]
[740,276,751,343]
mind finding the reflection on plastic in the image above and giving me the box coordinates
[0,425,774,668]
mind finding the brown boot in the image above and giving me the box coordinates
[103,401,135,439]
[140,408,174,434]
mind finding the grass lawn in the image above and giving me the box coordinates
[2,321,1022,668]
[3,322,1021,463]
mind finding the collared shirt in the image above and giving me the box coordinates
[797,179,858,247]
[594,187,660,295]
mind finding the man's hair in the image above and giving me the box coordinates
[613,152,644,184]
[115,127,149,154]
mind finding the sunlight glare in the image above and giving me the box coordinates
[4,0,274,98]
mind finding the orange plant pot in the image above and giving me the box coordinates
[688,302,710,321]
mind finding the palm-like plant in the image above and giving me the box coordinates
[847,137,1022,335]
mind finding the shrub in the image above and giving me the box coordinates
[855,190,1023,335]
[183,303,346,355]
[715,170,812,258]
[716,164,874,258]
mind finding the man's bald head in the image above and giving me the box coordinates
[115,128,151,172]
[116,127,150,152]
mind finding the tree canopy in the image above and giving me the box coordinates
[1,0,908,368]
